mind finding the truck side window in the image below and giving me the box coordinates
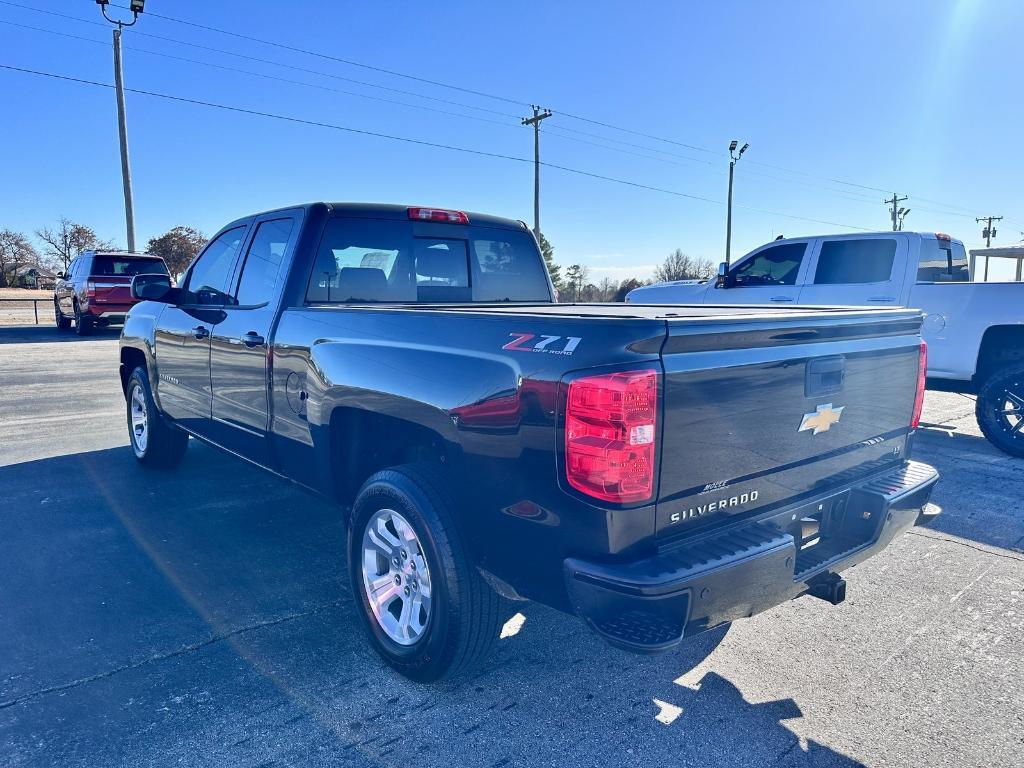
[814,239,896,284]
[233,218,295,306]
[306,218,415,303]
[731,243,806,286]
[183,226,246,305]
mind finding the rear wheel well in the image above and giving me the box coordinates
[329,408,450,507]
[975,326,1024,383]
[120,348,146,396]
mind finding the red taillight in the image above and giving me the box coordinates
[85,279,96,298]
[911,341,927,429]
[565,369,658,503]
[407,207,469,224]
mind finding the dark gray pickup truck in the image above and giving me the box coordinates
[119,202,939,680]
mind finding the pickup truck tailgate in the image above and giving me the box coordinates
[655,308,923,536]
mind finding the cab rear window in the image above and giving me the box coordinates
[306,218,550,303]
[91,257,168,277]
[917,240,969,282]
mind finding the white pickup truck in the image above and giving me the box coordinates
[627,231,1024,456]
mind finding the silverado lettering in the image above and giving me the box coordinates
[670,491,761,523]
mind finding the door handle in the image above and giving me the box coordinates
[770,296,794,302]
[192,325,210,340]
[867,296,896,302]
[241,331,265,348]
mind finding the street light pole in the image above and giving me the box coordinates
[96,0,145,252]
[725,140,748,270]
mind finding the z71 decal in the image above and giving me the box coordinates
[503,333,582,356]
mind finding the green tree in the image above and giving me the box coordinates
[35,218,115,272]
[563,263,589,302]
[614,277,646,302]
[537,232,562,290]
[146,226,208,279]
[654,249,715,283]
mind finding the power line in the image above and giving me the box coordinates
[0,18,526,132]
[0,2,525,120]
[0,16,905,221]
[1,0,1009,220]
[6,17,992,227]
[0,16,911,219]
[0,62,874,233]
[107,0,530,108]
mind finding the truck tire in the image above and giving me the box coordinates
[73,301,93,336]
[126,367,189,468]
[976,364,1024,458]
[348,463,503,682]
[54,300,71,330]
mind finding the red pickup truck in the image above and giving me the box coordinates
[54,251,170,335]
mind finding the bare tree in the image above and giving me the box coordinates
[146,226,208,279]
[597,277,617,302]
[35,217,115,272]
[654,249,716,283]
[0,229,40,287]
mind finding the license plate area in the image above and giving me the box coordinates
[788,490,879,578]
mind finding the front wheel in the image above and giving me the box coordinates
[126,367,189,468]
[348,464,503,682]
[976,364,1024,458]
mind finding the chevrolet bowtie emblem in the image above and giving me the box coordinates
[799,403,845,435]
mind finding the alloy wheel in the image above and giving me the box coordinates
[130,384,149,454]
[361,508,433,646]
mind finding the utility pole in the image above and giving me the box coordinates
[976,215,1002,247]
[885,193,908,232]
[521,105,552,238]
[725,140,748,269]
[96,0,145,252]
[112,28,135,252]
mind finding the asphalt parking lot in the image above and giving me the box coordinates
[1,325,1022,768]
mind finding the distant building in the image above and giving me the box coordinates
[10,265,58,289]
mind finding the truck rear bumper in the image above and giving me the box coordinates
[564,460,939,652]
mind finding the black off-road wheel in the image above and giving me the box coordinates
[126,367,189,468]
[976,364,1024,458]
[348,463,503,682]
[54,300,71,330]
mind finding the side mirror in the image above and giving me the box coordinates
[131,273,174,302]
[58,272,68,280]
[715,262,732,288]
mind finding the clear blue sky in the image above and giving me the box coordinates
[2,0,1022,280]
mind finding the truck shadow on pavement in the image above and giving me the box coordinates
[0,325,121,344]
[0,442,870,766]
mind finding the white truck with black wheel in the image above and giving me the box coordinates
[627,231,1024,457]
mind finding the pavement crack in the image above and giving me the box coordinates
[906,529,1024,562]
[0,598,345,711]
